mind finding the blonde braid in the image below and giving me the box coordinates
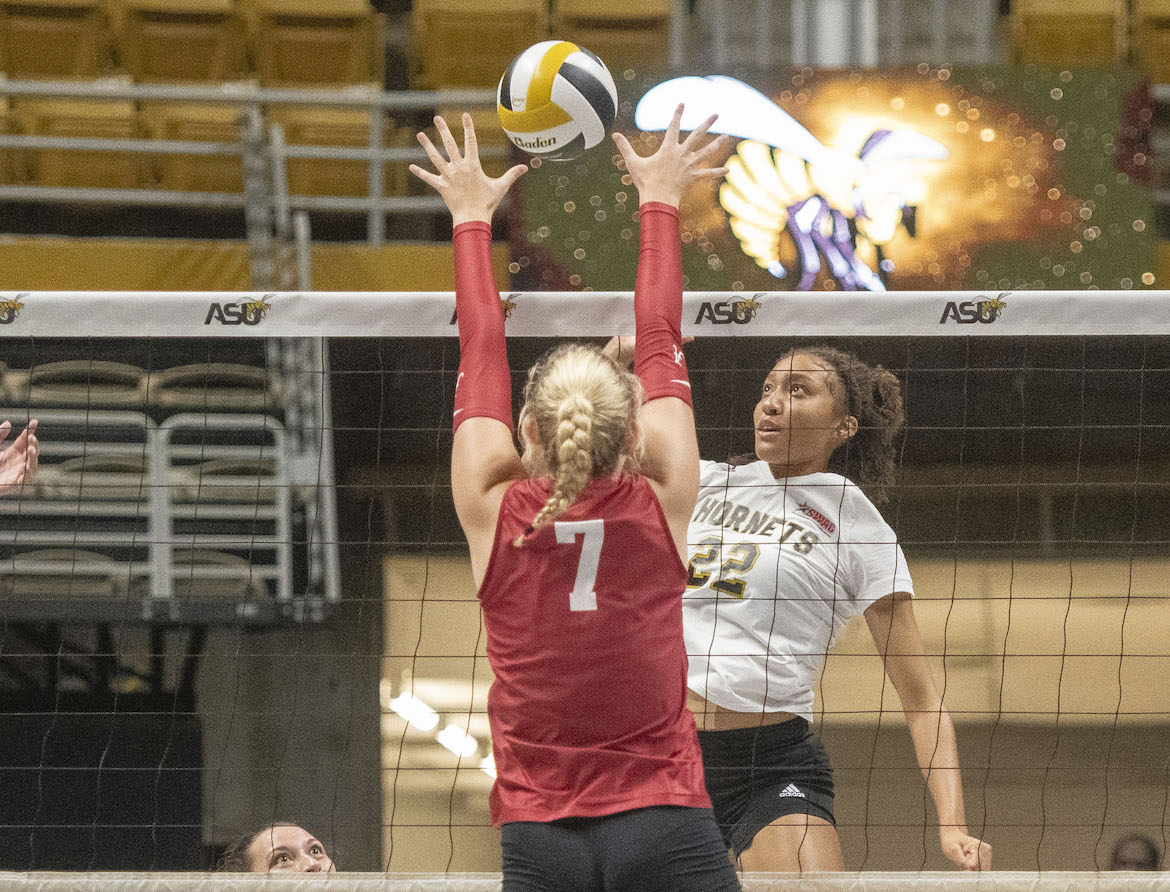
[530,394,594,530]
[514,343,641,545]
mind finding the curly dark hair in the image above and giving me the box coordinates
[734,345,906,505]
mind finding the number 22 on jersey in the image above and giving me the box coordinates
[687,536,760,599]
[555,519,604,611]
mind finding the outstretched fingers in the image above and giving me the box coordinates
[682,113,720,149]
[664,102,684,145]
[461,113,479,163]
[408,163,443,189]
[416,130,448,172]
[434,115,462,162]
[497,163,528,192]
[611,130,639,165]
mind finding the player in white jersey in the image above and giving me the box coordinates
[606,339,991,872]
[683,346,991,872]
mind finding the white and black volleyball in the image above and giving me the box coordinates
[497,41,618,160]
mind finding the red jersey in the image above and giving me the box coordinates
[477,472,711,826]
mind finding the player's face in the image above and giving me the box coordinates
[753,352,855,472]
[246,825,334,873]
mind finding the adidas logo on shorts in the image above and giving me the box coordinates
[778,783,806,799]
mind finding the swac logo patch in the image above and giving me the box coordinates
[0,294,27,324]
[695,294,763,325]
[450,293,521,324]
[940,292,1008,325]
[205,296,272,326]
[796,502,836,534]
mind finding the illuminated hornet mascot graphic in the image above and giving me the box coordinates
[635,76,950,291]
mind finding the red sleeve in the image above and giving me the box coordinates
[452,221,514,434]
[633,202,692,406]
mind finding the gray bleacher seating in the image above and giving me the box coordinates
[144,362,282,412]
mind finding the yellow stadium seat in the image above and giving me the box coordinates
[141,102,244,193]
[268,104,407,198]
[13,98,144,189]
[553,0,670,74]
[251,0,382,86]
[0,97,15,184]
[412,0,547,89]
[1135,0,1170,82]
[114,0,247,82]
[1012,0,1119,65]
[0,0,112,78]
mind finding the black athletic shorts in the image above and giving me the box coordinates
[697,716,835,857]
[501,805,740,892]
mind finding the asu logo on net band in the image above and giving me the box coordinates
[205,297,272,326]
[0,294,27,325]
[940,293,1008,325]
[450,294,520,325]
[695,295,763,325]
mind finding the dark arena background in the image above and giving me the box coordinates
[0,2,1169,890]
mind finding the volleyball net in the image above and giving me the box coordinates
[0,289,1167,877]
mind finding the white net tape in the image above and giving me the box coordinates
[0,290,1166,337]
[2,873,1170,891]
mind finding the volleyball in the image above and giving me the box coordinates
[496,40,618,160]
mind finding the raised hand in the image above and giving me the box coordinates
[940,827,992,871]
[612,103,732,208]
[0,418,38,496]
[409,113,528,227]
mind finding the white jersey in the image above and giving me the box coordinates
[684,460,914,722]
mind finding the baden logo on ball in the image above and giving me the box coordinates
[497,40,618,161]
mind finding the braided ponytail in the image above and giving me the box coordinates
[529,394,595,530]
[516,344,641,541]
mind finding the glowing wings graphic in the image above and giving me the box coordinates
[635,76,950,291]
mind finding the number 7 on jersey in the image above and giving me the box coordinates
[554,519,604,611]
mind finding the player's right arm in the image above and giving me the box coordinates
[611,104,729,553]
[410,114,529,582]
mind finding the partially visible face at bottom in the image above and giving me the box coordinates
[246,824,334,873]
[1111,838,1158,871]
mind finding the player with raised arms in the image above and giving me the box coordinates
[409,107,740,892]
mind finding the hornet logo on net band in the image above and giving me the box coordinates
[0,294,27,324]
[695,294,764,325]
[450,294,520,324]
[205,296,273,326]
[940,292,1008,325]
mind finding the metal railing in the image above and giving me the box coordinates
[694,0,1003,70]
[0,78,500,246]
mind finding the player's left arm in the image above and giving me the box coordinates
[411,114,529,581]
[864,592,993,871]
